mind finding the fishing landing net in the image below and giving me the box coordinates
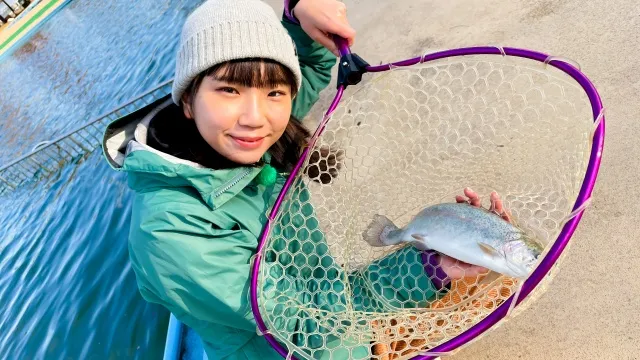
[250,44,604,359]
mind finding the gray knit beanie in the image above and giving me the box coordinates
[171,0,302,105]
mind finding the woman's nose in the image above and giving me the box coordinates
[237,92,266,128]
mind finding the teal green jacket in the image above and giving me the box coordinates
[103,20,443,360]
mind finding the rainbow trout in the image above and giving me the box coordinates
[362,203,544,278]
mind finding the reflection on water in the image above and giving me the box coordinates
[0,151,167,359]
[0,0,201,165]
[0,0,207,358]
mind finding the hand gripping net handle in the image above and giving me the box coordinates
[250,38,605,359]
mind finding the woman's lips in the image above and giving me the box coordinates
[230,136,265,150]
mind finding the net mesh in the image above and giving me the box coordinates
[256,54,596,359]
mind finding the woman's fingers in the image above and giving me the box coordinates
[460,264,491,277]
[305,27,340,56]
[463,187,481,207]
[294,0,356,54]
[456,188,479,206]
[324,12,356,46]
[457,188,513,223]
[310,21,355,55]
[439,254,490,279]
[490,191,513,223]
[500,209,513,222]
[320,1,355,44]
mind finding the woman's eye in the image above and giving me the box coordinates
[218,87,238,94]
[269,90,287,97]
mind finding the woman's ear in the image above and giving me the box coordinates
[182,93,194,119]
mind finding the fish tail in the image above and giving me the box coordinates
[362,214,400,247]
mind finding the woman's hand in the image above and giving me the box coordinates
[293,0,356,56]
[438,253,489,279]
[455,187,513,223]
[439,188,513,280]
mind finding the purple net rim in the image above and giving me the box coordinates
[250,46,605,360]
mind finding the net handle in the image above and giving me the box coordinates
[249,46,605,360]
[332,35,370,88]
[333,35,351,57]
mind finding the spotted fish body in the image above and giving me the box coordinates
[362,203,544,278]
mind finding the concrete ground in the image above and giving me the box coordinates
[264,0,638,358]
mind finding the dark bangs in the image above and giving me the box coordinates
[212,58,297,95]
[203,58,296,94]
[182,58,298,110]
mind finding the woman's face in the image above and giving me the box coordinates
[183,64,293,165]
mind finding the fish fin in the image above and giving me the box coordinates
[362,214,400,247]
[410,234,431,250]
[411,234,426,241]
[478,242,502,257]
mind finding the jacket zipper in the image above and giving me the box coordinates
[212,168,254,199]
